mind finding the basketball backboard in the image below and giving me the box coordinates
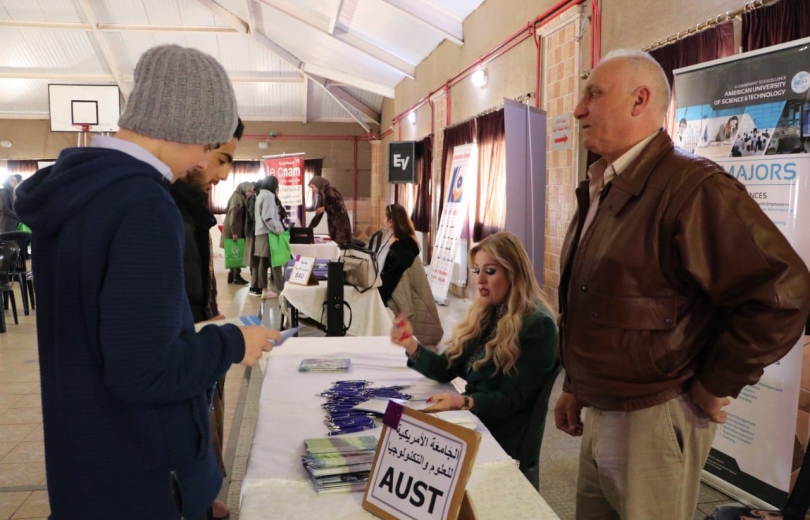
[48,84,121,132]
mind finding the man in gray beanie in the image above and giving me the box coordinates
[14,44,280,520]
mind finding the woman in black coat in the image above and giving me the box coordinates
[376,203,419,304]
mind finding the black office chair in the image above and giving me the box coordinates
[0,231,34,315]
[0,240,20,332]
[705,440,810,519]
[516,361,562,490]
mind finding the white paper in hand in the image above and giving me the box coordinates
[271,326,303,346]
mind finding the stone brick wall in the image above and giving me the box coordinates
[537,5,583,307]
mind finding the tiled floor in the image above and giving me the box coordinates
[0,259,781,519]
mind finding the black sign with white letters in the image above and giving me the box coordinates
[388,141,417,183]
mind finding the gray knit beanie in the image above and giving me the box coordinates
[118,44,238,145]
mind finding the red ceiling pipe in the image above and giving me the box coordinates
[533,27,542,108]
[444,83,451,126]
[352,137,358,231]
[428,98,435,137]
[591,0,601,69]
[390,0,586,126]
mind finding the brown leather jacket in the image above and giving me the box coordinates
[559,131,810,412]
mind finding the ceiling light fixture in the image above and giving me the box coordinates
[471,68,488,88]
[0,140,12,148]
[408,111,416,124]
[258,140,269,150]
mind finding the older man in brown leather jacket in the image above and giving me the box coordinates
[554,49,810,520]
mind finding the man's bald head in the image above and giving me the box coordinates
[601,49,671,118]
[574,49,670,162]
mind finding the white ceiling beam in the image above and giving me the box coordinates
[302,79,308,124]
[307,74,373,131]
[73,0,129,100]
[0,69,301,83]
[326,84,379,122]
[303,64,395,98]
[0,70,114,80]
[332,26,414,78]
[0,20,239,33]
[243,0,303,68]
[0,20,88,30]
[328,0,344,35]
[194,0,375,130]
[255,0,413,78]
[193,0,249,33]
[376,0,463,45]
[97,24,239,33]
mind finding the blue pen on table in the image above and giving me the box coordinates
[326,424,376,436]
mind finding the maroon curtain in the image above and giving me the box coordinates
[410,135,432,232]
[304,158,323,209]
[208,160,261,214]
[7,160,39,175]
[474,109,505,241]
[743,0,810,51]
[439,120,476,220]
[650,22,735,87]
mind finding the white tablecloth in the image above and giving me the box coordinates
[280,281,393,337]
[240,337,559,520]
[290,242,340,261]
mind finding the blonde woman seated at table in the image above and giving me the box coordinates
[376,203,443,346]
[390,231,559,484]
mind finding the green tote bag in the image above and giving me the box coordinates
[268,230,292,268]
[223,238,246,269]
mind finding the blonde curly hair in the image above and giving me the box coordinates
[443,232,556,376]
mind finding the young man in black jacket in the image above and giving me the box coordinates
[170,117,244,519]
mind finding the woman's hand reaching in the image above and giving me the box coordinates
[390,312,418,356]
[422,393,470,413]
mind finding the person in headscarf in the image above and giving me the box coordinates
[307,176,352,246]
[221,181,254,285]
[251,175,286,299]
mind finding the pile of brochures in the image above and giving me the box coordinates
[302,435,379,493]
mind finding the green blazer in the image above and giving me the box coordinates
[408,309,559,463]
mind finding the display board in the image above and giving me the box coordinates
[674,36,810,509]
[428,143,477,305]
[265,153,305,227]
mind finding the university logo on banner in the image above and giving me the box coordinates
[447,166,465,203]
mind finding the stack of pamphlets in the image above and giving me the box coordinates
[298,358,351,372]
[302,435,379,493]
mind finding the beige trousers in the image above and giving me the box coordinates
[576,393,717,520]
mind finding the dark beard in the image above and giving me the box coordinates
[185,168,207,191]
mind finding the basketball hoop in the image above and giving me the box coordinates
[73,124,91,133]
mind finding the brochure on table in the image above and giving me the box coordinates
[362,402,480,520]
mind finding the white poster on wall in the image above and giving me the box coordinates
[674,37,810,508]
[428,144,477,304]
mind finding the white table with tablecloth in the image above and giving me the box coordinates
[240,337,560,520]
[279,281,393,337]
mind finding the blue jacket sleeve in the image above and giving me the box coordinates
[98,197,246,405]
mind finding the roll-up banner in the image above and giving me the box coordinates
[428,143,477,305]
[264,153,305,227]
[673,36,810,508]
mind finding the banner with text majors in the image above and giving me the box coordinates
[674,36,810,508]
[428,143,477,305]
[264,153,305,227]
